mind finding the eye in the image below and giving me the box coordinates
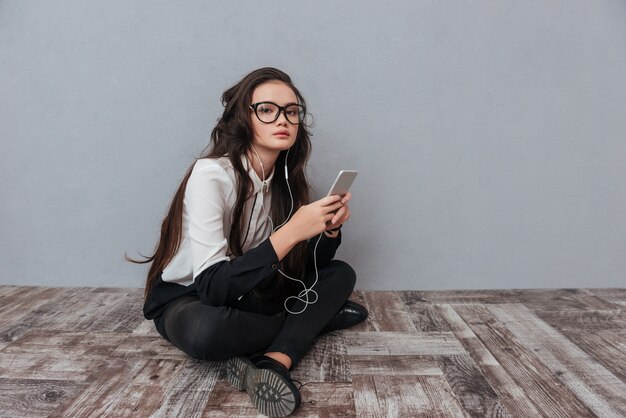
[285,106,301,116]
[257,104,276,114]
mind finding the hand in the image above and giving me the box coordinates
[286,195,344,241]
[325,192,351,232]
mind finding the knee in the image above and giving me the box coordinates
[327,259,357,294]
[189,316,231,361]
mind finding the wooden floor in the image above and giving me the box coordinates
[0,286,624,417]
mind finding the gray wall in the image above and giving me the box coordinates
[2,1,625,290]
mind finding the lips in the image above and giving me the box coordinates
[274,130,289,136]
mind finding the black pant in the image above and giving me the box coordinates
[154,260,356,368]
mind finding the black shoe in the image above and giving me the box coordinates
[322,300,368,333]
[226,355,301,417]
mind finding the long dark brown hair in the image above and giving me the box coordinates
[126,67,312,301]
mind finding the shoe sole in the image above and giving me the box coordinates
[226,356,253,391]
[226,356,299,417]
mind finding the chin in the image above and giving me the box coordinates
[272,139,296,150]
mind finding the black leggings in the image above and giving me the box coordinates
[154,259,356,368]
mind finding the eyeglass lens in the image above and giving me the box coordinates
[255,103,305,124]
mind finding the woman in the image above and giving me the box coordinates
[127,67,367,417]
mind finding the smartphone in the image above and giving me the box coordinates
[327,170,358,197]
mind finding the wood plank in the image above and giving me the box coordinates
[399,292,453,332]
[0,287,64,326]
[132,319,161,336]
[436,354,511,417]
[0,378,85,418]
[296,382,356,417]
[0,285,25,298]
[1,330,129,358]
[66,288,140,332]
[417,289,529,304]
[586,288,626,305]
[96,289,145,333]
[455,304,596,417]
[417,375,468,417]
[349,355,442,376]
[150,358,220,417]
[0,285,37,305]
[0,288,98,349]
[0,352,108,381]
[558,329,626,383]
[533,308,625,332]
[204,381,356,417]
[436,303,543,416]
[48,358,143,418]
[0,322,34,351]
[420,288,593,313]
[96,359,184,418]
[203,379,259,417]
[488,303,626,417]
[564,288,624,311]
[353,375,431,417]
[362,291,417,332]
[22,288,99,329]
[292,331,351,383]
[109,335,189,360]
[0,286,623,416]
[344,331,465,356]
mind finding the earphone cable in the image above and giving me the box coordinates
[251,146,320,315]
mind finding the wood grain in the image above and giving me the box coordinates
[149,359,220,418]
[436,303,543,417]
[47,358,143,418]
[586,329,626,383]
[417,375,467,417]
[353,374,432,417]
[344,331,466,356]
[436,354,511,417]
[488,303,626,417]
[454,304,596,417]
[291,332,351,383]
[349,355,442,376]
[0,285,624,417]
[361,291,417,332]
[109,335,189,360]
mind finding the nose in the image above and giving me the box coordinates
[276,110,289,125]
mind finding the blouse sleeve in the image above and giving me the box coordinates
[186,161,280,306]
[186,161,231,278]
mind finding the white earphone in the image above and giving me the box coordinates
[250,145,323,315]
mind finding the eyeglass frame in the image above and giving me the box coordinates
[249,101,306,125]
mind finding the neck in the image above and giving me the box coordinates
[247,147,278,181]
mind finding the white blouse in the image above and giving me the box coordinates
[161,155,275,286]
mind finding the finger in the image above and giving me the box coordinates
[331,206,346,224]
[341,192,352,204]
[320,194,342,206]
[341,212,351,224]
[322,201,344,214]
[336,208,351,225]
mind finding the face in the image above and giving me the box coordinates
[249,81,300,155]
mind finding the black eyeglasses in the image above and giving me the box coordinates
[249,101,306,125]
